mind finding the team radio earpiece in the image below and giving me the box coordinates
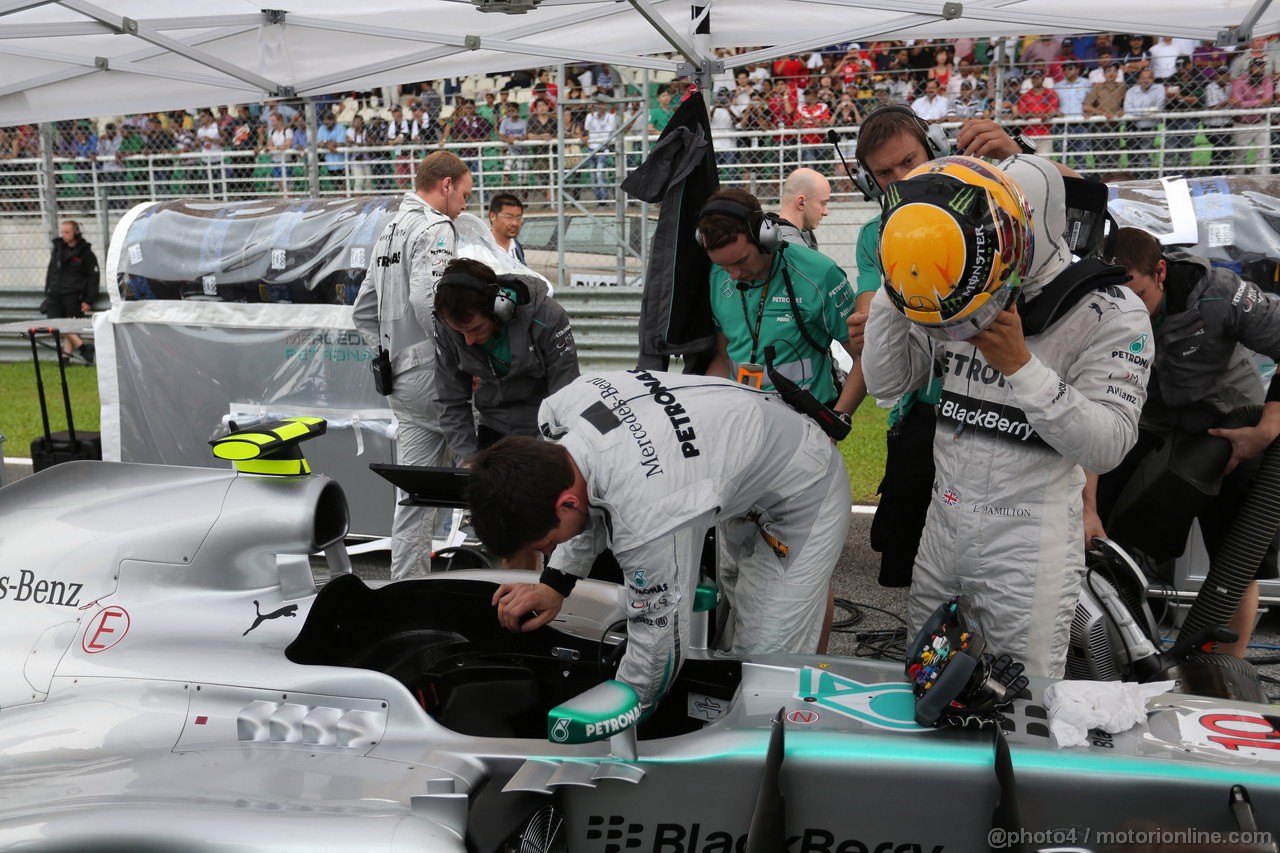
[694,198,783,255]
[437,270,529,323]
[853,105,952,204]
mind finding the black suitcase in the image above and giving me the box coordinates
[28,327,102,473]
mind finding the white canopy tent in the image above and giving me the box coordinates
[1,0,1277,126]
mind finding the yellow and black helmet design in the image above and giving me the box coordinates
[878,155,1033,340]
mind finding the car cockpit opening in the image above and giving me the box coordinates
[285,574,741,740]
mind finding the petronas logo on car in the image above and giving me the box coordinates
[796,667,927,731]
[549,717,571,743]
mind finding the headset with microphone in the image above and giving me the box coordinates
[437,269,530,323]
[694,197,784,255]
[848,105,952,204]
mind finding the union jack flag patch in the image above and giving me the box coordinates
[942,488,960,507]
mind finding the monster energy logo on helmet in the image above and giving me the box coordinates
[947,185,977,215]
[885,182,903,209]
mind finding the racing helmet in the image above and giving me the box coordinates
[878,155,1034,341]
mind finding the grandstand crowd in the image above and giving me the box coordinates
[3,31,1280,203]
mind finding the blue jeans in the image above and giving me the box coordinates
[1164,116,1199,171]
[1060,123,1092,171]
[586,148,612,200]
[800,145,827,173]
[1125,123,1158,178]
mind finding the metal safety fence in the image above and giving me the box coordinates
[6,105,1276,215]
[2,101,1276,362]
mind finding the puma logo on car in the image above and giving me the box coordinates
[243,601,299,636]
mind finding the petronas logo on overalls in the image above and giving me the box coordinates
[1129,333,1149,355]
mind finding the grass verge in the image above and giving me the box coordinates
[0,359,101,459]
[0,358,888,505]
[839,403,888,505]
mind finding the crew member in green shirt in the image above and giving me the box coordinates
[698,188,859,414]
[697,188,857,654]
[648,85,678,134]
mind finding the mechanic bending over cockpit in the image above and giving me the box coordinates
[862,155,1151,679]
[1086,226,1280,658]
[466,370,850,715]
[433,258,580,464]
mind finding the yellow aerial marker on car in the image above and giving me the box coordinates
[210,416,327,476]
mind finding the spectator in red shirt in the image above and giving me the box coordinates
[838,51,866,87]
[773,97,797,163]
[795,86,832,170]
[774,54,809,91]
[767,80,795,121]
[536,69,559,107]
[926,46,954,91]
[1015,68,1061,154]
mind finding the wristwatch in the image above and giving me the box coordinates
[1008,130,1037,155]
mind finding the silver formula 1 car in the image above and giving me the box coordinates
[2,427,1278,852]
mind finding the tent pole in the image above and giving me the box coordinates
[614,76,625,286]
[305,97,320,199]
[992,40,1006,122]
[639,66,650,287]
[627,0,702,67]
[38,122,58,235]
[1217,0,1275,46]
[556,63,567,289]
[95,171,109,254]
[691,0,714,101]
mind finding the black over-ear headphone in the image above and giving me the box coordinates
[854,105,952,204]
[694,198,782,254]
[438,269,529,323]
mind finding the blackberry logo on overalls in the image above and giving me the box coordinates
[627,370,701,459]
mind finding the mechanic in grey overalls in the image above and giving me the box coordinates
[467,370,850,713]
[354,151,472,580]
